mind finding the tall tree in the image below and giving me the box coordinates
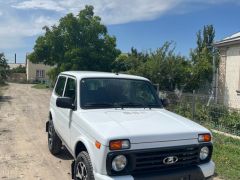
[188,25,218,91]
[0,53,9,85]
[29,5,121,81]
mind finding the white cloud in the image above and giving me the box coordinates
[12,0,181,24]
[0,14,57,49]
[12,0,64,12]
[11,0,240,25]
[89,0,180,24]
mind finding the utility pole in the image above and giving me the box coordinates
[14,53,16,64]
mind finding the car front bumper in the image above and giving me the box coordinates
[94,161,215,180]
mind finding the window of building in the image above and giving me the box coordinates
[36,70,45,78]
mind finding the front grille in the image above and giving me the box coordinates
[133,145,199,174]
[106,143,212,176]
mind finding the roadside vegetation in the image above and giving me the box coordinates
[213,132,240,180]
[0,53,9,85]
[168,100,240,136]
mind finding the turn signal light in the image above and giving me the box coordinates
[198,134,211,142]
[109,140,130,150]
[95,141,101,149]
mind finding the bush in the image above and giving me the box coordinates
[219,111,240,132]
[169,99,240,135]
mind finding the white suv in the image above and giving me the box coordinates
[46,71,215,180]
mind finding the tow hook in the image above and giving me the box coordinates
[71,160,75,179]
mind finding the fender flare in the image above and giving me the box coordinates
[73,136,96,171]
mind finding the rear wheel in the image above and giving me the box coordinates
[74,151,94,180]
[48,120,62,155]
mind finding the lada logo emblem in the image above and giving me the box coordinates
[163,156,178,165]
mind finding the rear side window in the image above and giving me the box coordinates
[55,76,66,96]
[64,78,76,101]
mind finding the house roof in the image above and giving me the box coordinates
[60,71,149,81]
[215,32,240,47]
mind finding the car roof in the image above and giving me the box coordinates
[60,71,149,81]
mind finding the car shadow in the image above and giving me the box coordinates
[55,146,74,160]
[0,96,12,102]
[0,96,12,109]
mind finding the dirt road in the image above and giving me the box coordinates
[0,83,72,180]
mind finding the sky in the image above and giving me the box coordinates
[0,0,240,63]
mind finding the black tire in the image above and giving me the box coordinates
[48,120,62,155]
[74,151,95,180]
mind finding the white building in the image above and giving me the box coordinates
[26,59,53,82]
[215,32,240,108]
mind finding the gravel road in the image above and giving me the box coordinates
[0,83,221,180]
[0,83,72,180]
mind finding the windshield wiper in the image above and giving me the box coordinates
[117,102,162,109]
[146,104,162,108]
[83,103,114,108]
[117,102,146,108]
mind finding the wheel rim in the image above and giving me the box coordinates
[76,161,88,180]
[48,122,53,148]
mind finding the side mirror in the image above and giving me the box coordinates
[161,98,170,108]
[56,97,75,110]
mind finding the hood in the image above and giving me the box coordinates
[80,109,210,145]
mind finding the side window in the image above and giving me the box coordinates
[55,76,66,96]
[64,78,76,101]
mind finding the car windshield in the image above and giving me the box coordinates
[80,78,162,109]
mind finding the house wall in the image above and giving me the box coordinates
[8,63,26,69]
[223,45,240,108]
[217,48,227,104]
[26,59,53,82]
[8,73,26,83]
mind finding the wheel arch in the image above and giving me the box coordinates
[75,141,87,158]
[73,137,96,171]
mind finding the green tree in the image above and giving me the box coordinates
[0,53,9,85]
[119,42,191,91]
[112,48,149,73]
[188,25,218,91]
[29,5,120,81]
[112,54,128,72]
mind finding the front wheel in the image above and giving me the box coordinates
[48,120,62,155]
[74,151,95,180]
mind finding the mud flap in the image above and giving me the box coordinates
[46,121,49,132]
[71,160,75,179]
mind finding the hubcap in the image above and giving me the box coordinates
[76,161,88,180]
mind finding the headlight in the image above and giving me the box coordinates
[199,146,209,160]
[112,155,127,171]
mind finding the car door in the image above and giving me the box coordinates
[60,76,77,147]
[51,75,67,136]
